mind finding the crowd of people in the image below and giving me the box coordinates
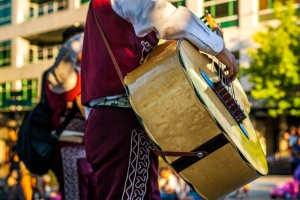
[1,128,55,200]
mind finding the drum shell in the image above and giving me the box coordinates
[125,40,266,199]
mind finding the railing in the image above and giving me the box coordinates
[26,45,61,64]
[258,8,274,22]
[0,91,37,110]
[258,3,300,22]
[28,0,68,20]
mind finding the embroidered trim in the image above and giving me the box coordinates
[61,146,86,200]
[122,129,150,200]
[140,41,153,64]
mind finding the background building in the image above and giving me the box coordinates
[0,0,90,178]
[0,0,299,176]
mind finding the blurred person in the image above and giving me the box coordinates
[5,129,26,200]
[174,173,189,200]
[292,137,300,173]
[235,184,250,199]
[46,25,96,200]
[284,126,300,173]
[283,129,290,153]
[6,169,25,200]
[287,126,300,173]
[81,0,238,199]
[173,172,198,200]
[20,162,33,200]
[6,170,18,190]
[185,186,203,200]
[42,174,51,199]
[6,129,19,177]
[287,126,298,149]
[292,163,300,199]
[30,174,45,200]
[158,167,178,200]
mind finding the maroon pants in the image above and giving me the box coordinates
[77,158,97,200]
[51,141,97,200]
[84,106,161,200]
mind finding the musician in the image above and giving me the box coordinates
[46,26,97,200]
[81,0,238,199]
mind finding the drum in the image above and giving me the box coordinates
[124,39,268,200]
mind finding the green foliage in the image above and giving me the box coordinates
[245,0,300,117]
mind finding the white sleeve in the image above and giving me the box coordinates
[110,0,224,55]
[63,33,84,64]
[51,33,83,68]
[47,33,84,94]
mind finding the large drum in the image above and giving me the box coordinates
[124,39,268,200]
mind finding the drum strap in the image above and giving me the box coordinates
[169,133,229,173]
[92,3,125,88]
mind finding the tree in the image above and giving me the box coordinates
[244,0,300,118]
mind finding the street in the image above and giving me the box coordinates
[224,175,293,200]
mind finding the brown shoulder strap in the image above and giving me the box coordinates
[91,2,125,87]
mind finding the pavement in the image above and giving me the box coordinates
[224,175,294,200]
[0,174,293,200]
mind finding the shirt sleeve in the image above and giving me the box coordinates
[110,0,224,55]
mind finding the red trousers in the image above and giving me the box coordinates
[84,106,161,200]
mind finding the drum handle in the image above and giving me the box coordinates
[155,150,208,158]
[149,139,208,158]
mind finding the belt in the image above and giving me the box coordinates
[95,95,131,108]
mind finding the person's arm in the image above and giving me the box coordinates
[110,0,238,80]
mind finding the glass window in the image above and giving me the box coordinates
[81,0,90,3]
[0,79,37,108]
[204,0,239,28]
[171,0,186,7]
[215,2,238,18]
[38,4,45,16]
[259,0,271,10]
[29,0,67,19]
[0,40,11,68]
[259,0,277,10]
[0,82,11,108]
[220,20,238,28]
[22,79,38,106]
[205,1,238,18]
[0,0,12,26]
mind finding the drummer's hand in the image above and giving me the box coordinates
[215,47,238,81]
